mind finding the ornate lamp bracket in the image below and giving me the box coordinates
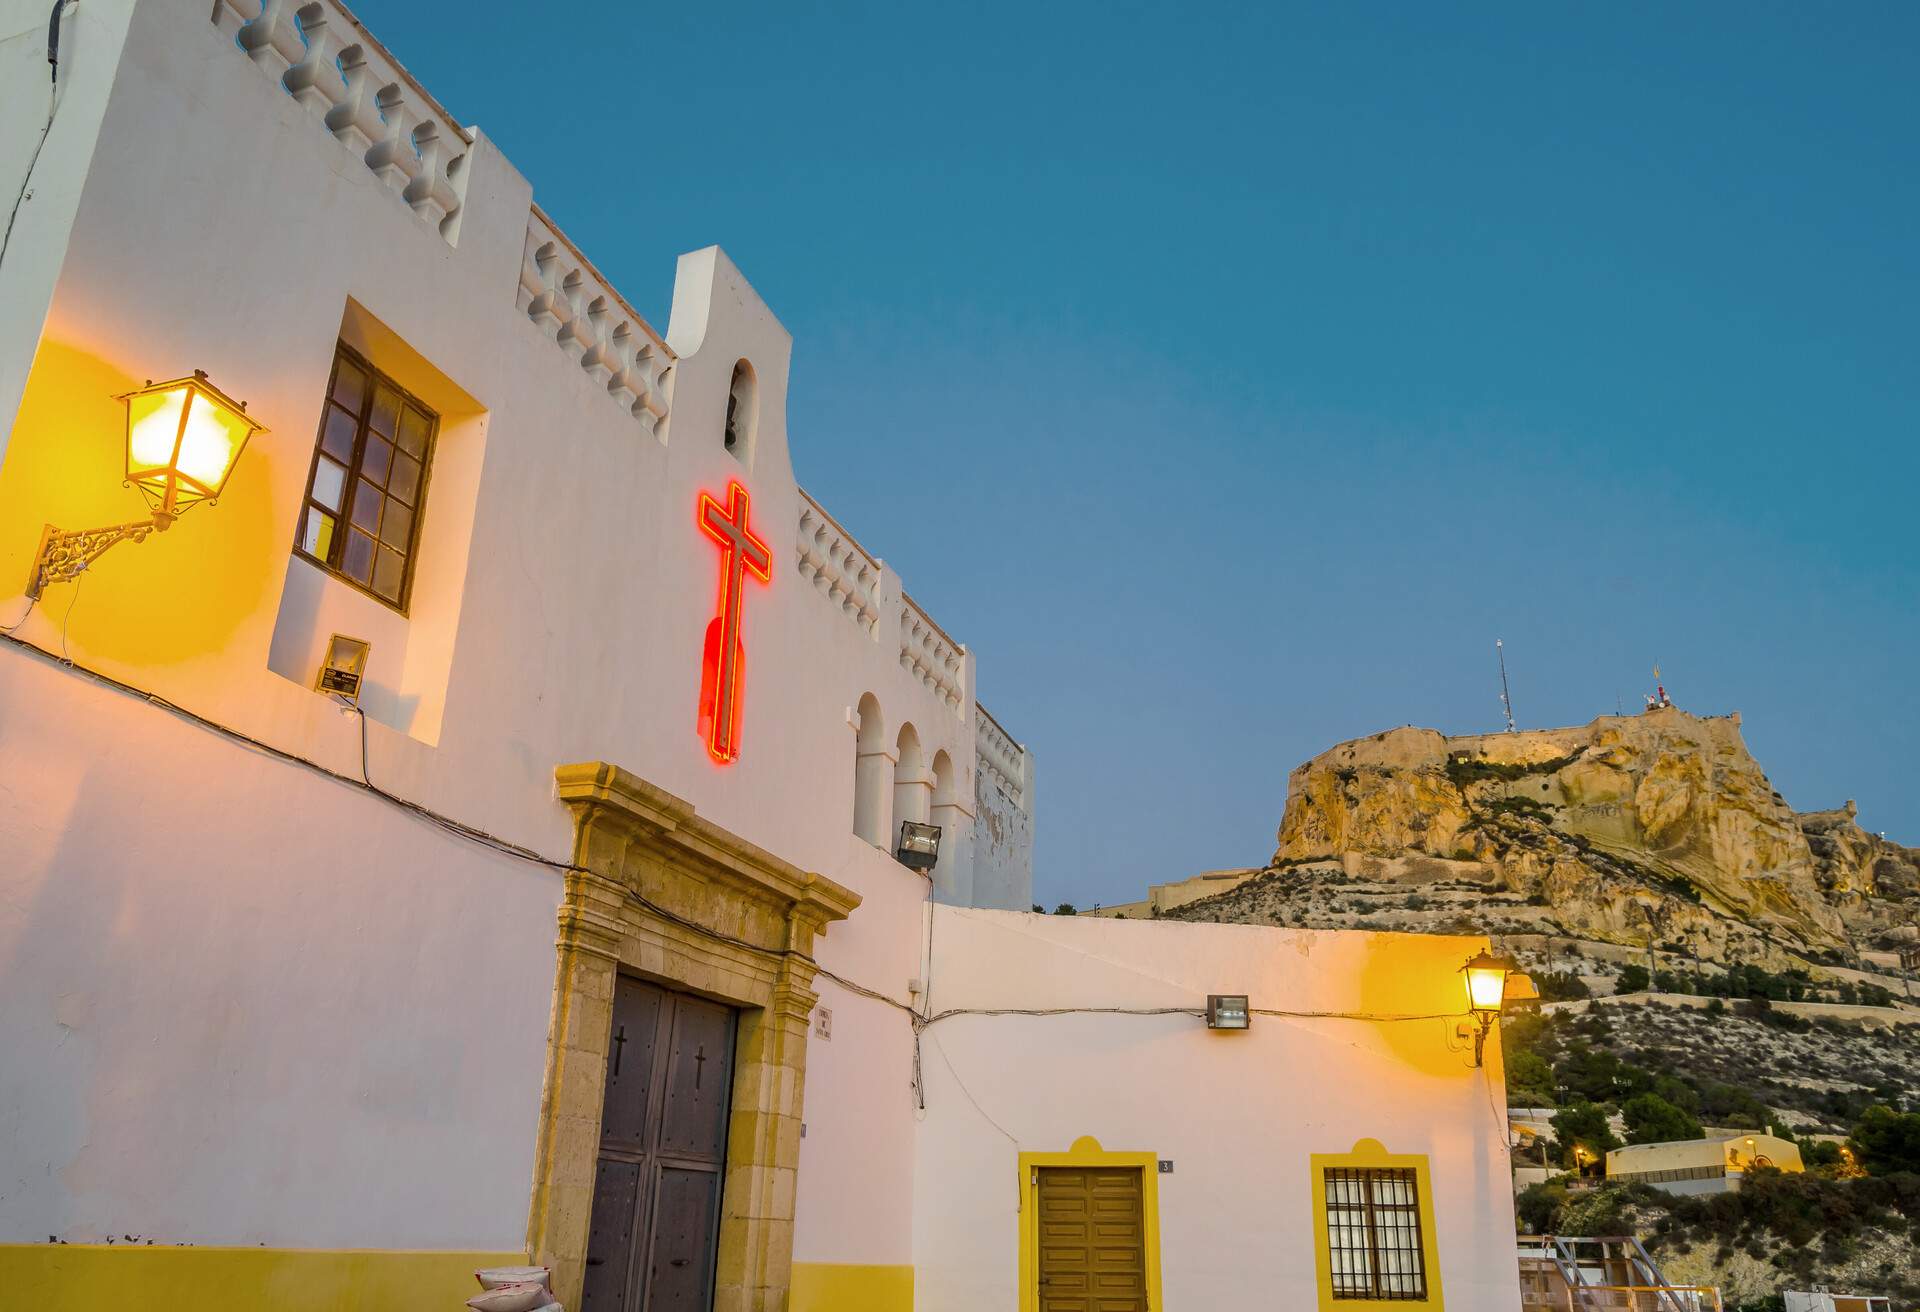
[26,511,174,600]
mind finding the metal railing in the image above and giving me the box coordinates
[1519,1237,1722,1312]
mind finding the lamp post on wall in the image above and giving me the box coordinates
[1462,949,1521,1067]
[25,371,264,600]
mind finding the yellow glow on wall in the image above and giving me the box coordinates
[0,340,280,660]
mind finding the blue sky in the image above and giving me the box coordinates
[357,2,1918,908]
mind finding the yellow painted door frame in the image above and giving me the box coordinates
[1016,1136,1164,1312]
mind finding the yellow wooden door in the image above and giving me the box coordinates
[1036,1166,1148,1312]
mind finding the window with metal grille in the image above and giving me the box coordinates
[295,345,436,610]
[1324,1166,1427,1300]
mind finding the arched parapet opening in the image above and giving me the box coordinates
[853,693,892,847]
[893,723,932,848]
[723,359,756,464]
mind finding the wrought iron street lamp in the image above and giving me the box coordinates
[1462,949,1519,1066]
[26,371,264,599]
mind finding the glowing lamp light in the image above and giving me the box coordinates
[1460,949,1519,1067]
[1465,951,1513,1015]
[25,369,266,600]
[122,372,262,516]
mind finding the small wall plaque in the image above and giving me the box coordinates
[1158,1160,1173,1174]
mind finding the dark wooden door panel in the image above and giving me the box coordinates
[585,977,736,1312]
[601,977,667,1149]
[1037,1168,1147,1312]
[658,996,733,1160]
[581,1157,643,1312]
[643,1166,721,1312]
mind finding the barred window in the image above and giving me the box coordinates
[296,345,436,610]
[1325,1166,1427,1300]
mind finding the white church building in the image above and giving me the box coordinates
[0,3,1524,1310]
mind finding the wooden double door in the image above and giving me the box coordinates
[1035,1166,1149,1312]
[581,976,737,1312]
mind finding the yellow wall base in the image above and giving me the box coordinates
[788,1261,915,1311]
[0,1244,523,1310]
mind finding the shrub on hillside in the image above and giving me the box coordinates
[1851,1106,1920,1176]
[1616,964,1651,993]
[1623,1092,1705,1145]
[1551,1100,1621,1170]
[1533,970,1591,1002]
[1507,1050,1556,1107]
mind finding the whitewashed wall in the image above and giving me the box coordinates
[913,911,1525,1312]
[0,643,560,1248]
[0,0,1028,1272]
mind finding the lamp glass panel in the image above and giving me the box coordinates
[173,388,251,497]
[1467,964,1507,1011]
[127,386,188,476]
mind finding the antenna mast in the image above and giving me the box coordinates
[1496,639,1516,733]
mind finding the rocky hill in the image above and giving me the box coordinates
[1198,707,1918,967]
[1158,706,1920,1306]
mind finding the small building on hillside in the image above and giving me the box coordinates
[1077,867,1264,919]
[1786,1291,1894,1312]
[1606,1133,1803,1195]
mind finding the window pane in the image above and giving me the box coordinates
[349,478,382,533]
[304,347,437,611]
[369,385,400,437]
[321,405,357,463]
[301,509,336,560]
[343,528,375,584]
[373,545,405,601]
[397,405,430,458]
[362,434,393,486]
[379,498,412,549]
[389,452,421,503]
[311,456,347,511]
[331,360,367,415]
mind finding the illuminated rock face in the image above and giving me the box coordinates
[1271,708,1917,961]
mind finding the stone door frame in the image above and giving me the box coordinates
[528,762,861,1312]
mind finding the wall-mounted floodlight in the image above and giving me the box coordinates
[1206,994,1250,1030]
[896,820,941,871]
[316,634,371,703]
[26,370,265,599]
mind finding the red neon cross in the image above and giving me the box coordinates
[696,480,772,764]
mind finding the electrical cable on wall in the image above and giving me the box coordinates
[0,627,1479,1058]
[0,0,78,274]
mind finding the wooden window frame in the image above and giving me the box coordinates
[294,343,438,613]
